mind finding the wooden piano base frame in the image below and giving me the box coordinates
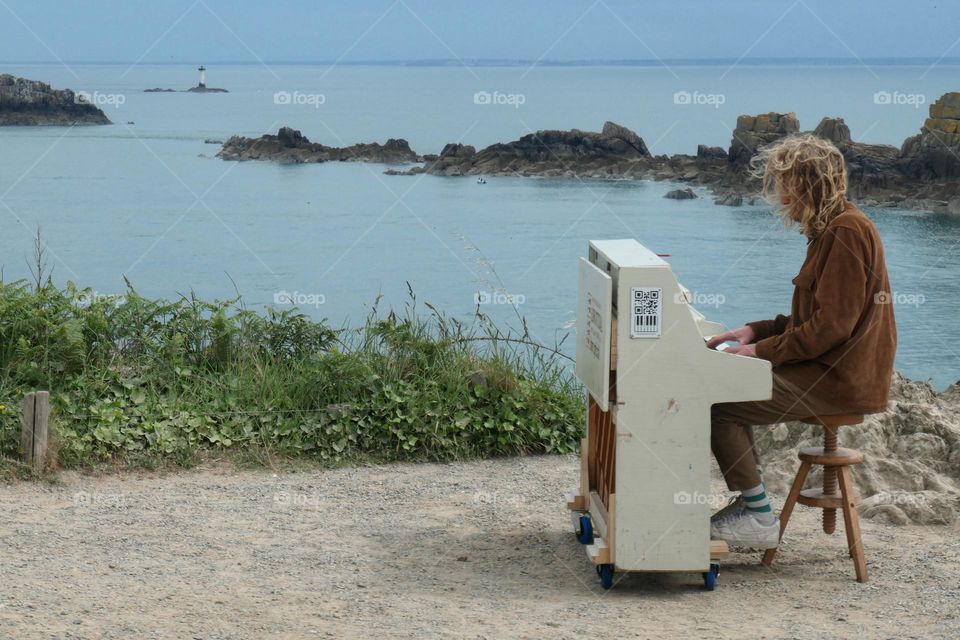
[565,490,730,569]
[566,431,730,572]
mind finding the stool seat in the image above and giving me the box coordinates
[762,412,869,582]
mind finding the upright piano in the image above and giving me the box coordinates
[568,239,772,589]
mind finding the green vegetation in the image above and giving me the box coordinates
[0,278,583,470]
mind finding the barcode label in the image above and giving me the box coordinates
[630,287,662,338]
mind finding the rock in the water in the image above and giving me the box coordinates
[813,117,852,144]
[216,94,960,214]
[664,187,697,200]
[425,122,651,177]
[217,127,419,164]
[0,74,111,125]
[696,144,728,161]
[600,121,650,156]
[929,91,960,120]
[900,92,960,179]
[425,143,476,175]
[728,112,800,165]
[277,126,308,147]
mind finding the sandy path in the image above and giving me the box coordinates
[1,456,957,639]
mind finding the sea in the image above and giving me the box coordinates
[0,62,958,388]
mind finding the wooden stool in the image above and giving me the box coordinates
[761,414,868,582]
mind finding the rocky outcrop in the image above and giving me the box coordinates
[421,121,652,178]
[813,117,852,144]
[221,92,960,213]
[757,373,960,525]
[217,127,419,164]
[426,144,477,176]
[186,86,228,93]
[0,74,111,125]
[600,121,650,156]
[728,112,800,165]
[696,145,727,161]
[411,96,960,213]
[900,92,960,179]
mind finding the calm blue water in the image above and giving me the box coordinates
[0,64,958,388]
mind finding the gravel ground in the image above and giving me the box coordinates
[1,455,957,639]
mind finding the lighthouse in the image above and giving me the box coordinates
[186,65,227,92]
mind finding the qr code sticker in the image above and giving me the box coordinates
[631,287,661,338]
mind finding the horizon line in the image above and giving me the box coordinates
[3,56,960,67]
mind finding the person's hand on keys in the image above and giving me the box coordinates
[724,342,757,357]
[706,325,756,350]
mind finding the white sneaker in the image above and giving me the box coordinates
[710,495,744,523]
[710,511,780,550]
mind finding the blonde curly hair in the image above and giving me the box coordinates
[750,133,849,238]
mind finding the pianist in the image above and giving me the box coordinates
[705,134,897,549]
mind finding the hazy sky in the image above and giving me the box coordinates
[1,0,957,64]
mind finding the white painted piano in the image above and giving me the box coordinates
[567,239,772,590]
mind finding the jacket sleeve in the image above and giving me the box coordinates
[746,315,791,342]
[754,227,870,366]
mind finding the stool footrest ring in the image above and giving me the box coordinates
[798,487,860,509]
[798,446,864,466]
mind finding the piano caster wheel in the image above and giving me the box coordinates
[575,515,593,545]
[702,563,720,591]
[596,563,614,589]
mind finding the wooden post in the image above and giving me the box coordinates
[21,391,51,471]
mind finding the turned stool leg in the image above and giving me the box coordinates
[762,461,812,567]
[837,466,868,582]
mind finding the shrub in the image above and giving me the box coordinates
[0,280,583,468]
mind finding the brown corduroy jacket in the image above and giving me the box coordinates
[747,203,897,413]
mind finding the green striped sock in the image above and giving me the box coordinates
[742,484,775,525]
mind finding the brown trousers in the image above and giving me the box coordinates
[711,373,843,491]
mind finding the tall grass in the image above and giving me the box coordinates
[0,278,584,469]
